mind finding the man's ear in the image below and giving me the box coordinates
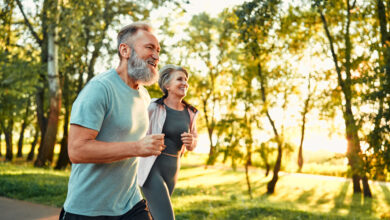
[119,43,131,59]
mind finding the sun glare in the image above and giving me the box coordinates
[303,134,348,153]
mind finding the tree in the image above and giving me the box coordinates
[364,0,390,182]
[34,0,61,166]
[235,0,286,194]
[313,0,372,197]
[183,12,231,165]
[27,125,39,161]
[12,0,178,167]
[297,73,314,172]
[17,99,31,158]
[1,0,40,161]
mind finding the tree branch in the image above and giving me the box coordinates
[257,62,280,139]
[15,0,42,46]
[318,8,346,91]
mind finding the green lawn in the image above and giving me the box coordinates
[0,155,389,219]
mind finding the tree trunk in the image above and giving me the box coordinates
[17,100,30,158]
[265,163,270,177]
[245,158,253,199]
[206,139,216,166]
[16,0,49,162]
[35,91,47,153]
[27,127,39,161]
[17,121,27,158]
[55,72,70,169]
[343,1,365,195]
[1,120,14,161]
[318,1,371,196]
[267,141,282,194]
[55,130,70,169]
[2,2,14,160]
[35,2,61,167]
[4,131,13,161]
[297,145,303,172]
[345,106,364,194]
[244,103,253,199]
[204,98,217,166]
[0,130,2,157]
[362,175,372,197]
[298,74,311,172]
[255,61,284,194]
[352,174,361,193]
[377,0,390,83]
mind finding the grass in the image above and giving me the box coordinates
[1,153,390,219]
[0,162,70,207]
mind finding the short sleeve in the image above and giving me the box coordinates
[139,86,151,108]
[70,81,108,132]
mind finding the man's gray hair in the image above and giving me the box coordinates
[117,22,153,57]
[158,64,189,96]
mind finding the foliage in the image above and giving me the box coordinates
[362,0,390,183]
[0,51,40,122]
[2,0,182,166]
[181,12,235,165]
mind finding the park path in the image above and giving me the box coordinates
[0,197,60,220]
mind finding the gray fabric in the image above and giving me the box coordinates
[141,105,190,220]
[161,104,190,155]
[141,154,179,220]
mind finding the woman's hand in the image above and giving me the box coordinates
[181,132,195,151]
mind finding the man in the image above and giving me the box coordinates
[60,22,165,220]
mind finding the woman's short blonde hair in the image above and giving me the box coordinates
[158,64,189,96]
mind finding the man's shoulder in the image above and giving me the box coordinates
[138,86,151,106]
[90,69,116,83]
[85,69,119,93]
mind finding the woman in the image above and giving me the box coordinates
[138,64,198,220]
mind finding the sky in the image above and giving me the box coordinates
[182,0,246,16]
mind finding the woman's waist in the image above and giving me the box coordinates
[161,152,179,157]
[163,139,183,152]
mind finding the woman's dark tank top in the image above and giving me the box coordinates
[161,104,191,155]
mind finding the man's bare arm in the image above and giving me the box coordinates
[68,124,165,164]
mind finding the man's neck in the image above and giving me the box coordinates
[116,62,139,90]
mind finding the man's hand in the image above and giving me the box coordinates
[137,134,166,157]
[181,132,194,151]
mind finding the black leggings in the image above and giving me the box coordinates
[141,154,180,220]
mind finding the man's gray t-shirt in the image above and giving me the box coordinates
[64,69,150,216]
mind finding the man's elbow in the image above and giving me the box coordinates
[68,142,82,163]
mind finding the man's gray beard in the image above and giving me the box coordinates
[127,48,158,86]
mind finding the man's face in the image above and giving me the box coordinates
[127,46,158,86]
[130,30,160,76]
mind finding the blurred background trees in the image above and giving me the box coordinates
[1,0,389,199]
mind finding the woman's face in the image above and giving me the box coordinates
[166,71,188,98]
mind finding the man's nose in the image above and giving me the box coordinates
[152,52,159,61]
